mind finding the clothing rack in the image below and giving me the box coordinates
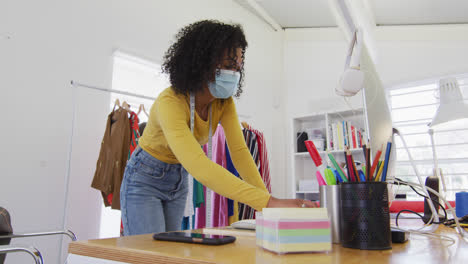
[63,80,157,248]
[70,80,157,101]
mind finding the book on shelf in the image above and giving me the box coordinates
[337,122,344,150]
[329,120,365,151]
[351,125,357,149]
[347,122,353,149]
[342,121,347,147]
[330,123,339,151]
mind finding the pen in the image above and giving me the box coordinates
[316,171,327,186]
[381,139,392,182]
[324,168,336,185]
[358,170,366,182]
[328,152,348,182]
[304,140,329,185]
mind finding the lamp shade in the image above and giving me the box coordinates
[430,77,468,127]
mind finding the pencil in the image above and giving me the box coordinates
[375,159,384,182]
[369,145,383,181]
[349,150,359,182]
[362,144,367,160]
[366,146,371,181]
[375,161,382,181]
[381,138,393,182]
[345,149,353,182]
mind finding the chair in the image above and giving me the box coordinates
[0,207,76,264]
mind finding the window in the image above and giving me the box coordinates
[99,51,170,238]
[388,74,468,201]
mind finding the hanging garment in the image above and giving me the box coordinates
[181,149,206,230]
[249,128,271,193]
[193,178,204,208]
[183,173,195,219]
[225,141,240,225]
[237,126,272,220]
[107,112,140,207]
[91,108,131,210]
[210,125,228,227]
[195,145,209,229]
[128,112,141,158]
[122,111,140,234]
[244,129,259,167]
[238,129,260,220]
[138,122,147,136]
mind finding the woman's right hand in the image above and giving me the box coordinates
[266,196,317,208]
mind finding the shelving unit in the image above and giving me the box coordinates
[290,108,369,200]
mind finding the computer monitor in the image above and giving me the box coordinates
[361,46,393,156]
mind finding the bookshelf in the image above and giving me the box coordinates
[290,108,369,200]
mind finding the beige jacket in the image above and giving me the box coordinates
[91,108,130,210]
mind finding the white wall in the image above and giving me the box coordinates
[283,28,364,197]
[1,1,73,263]
[0,1,283,263]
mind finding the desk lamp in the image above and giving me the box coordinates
[425,77,468,222]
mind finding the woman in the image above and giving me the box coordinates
[120,20,315,236]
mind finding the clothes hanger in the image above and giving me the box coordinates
[241,121,250,130]
[113,99,121,111]
[137,104,149,117]
[122,101,131,112]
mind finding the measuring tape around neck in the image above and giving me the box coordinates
[190,93,213,228]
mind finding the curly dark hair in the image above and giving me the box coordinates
[162,20,248,98]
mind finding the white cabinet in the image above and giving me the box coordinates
[290,108,369,200]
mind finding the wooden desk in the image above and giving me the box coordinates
[68,224,468,264]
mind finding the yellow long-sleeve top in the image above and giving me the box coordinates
[139,87,271,210]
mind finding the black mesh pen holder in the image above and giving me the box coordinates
[340,182,392,250]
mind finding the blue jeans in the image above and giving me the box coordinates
[120,147,188,235]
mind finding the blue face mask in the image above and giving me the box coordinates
[208,69,240,99]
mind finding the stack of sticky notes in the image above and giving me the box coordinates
[255,208,331,253]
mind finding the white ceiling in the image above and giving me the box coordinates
[256,0,336,28]
[372,0,468,26]
[238,0,468,29]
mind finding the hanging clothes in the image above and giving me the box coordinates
[225,141,240,225]
[122,111,140,235]
[194,124,232,229]
[194,145,209,229]
[248,127,271,193]
[238,128,259,220]
[189,122,272,225]
[210,125,228,227]
[182,151,207,231]
[102,111,140,210]
[237,125,272,220]
[128,112,141,157]
[91,107,131,210]
[138,122,147,136]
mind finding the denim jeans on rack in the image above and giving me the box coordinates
[120,147,188,235]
